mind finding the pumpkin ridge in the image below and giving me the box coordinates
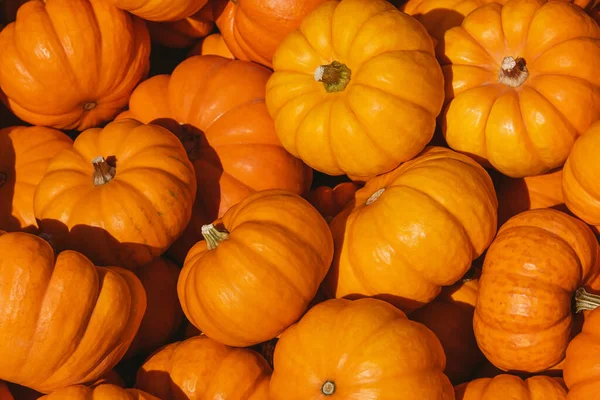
[351,79,434,118]
[339,6,398,62]
[454,25,498,67]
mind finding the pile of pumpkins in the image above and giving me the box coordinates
[2,0,600,398]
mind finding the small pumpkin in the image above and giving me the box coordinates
[38,384,159,400]
[187,33,235,59]
[324,146,498,313]
[270,297,454,399]
[33,118,197,269]
[136,335,271,400]
[178,189,334,347]
[307,181,361,222]
[455,375,567,399]
[146,3,214,48]
[102,0,208,21]
[474,208,600,373]
[0,125,72,233]
[441,0,600,178]
[266,0,445,179]
[0,0,151,130]
[0,231,146,393]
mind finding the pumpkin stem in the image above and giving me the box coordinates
[201,223,230,250]
[366,188,385,205]
[321,381,336,396]
[83,101,97,111]
[498,56,529,88]
[92,156,116,186]
[574,287,600,313]
[0,172,6,188]
[314,61,352,93]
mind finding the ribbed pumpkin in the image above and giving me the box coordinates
[136,335,271,400]
[32,119,197,270]
[0,0,150,130]
[187,33,235,59]
[441,0,600,178]
[0,231,146,393]
[324,146,498,313]
[564,308,600,399]
[266,0,445,179]
[38,384,159,400]
[117,55,312,264]
[474,208,600,373]
[270,297,454,399]
[178,189,334,347]
[102,0,208,21]
[455,375,567,399]
[146,3,214,48]
[307,182,360,222]
[0,125,72,233]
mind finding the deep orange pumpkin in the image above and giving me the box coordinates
[146,2,214,48]
[564,308,600,399]
[307,182,361,222]
[102,0,208,21]
[38,384,160,400]
[455,375,567,399]
[187,33,235,59]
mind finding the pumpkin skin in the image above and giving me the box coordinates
[455,375,567,399]
[117,55,313,264]
[0,126,72,233]
[146,3,214,48]
[136,335,271,400]
[269,297,454,399]
[38,384,159,400]
[324,146,498,313]
[0,0,151,131]
[441,0,600,178]
[102,0,208,21]
[32,118,197,269]
[178,189,334,347]
[266,0,445,179]
[0,231,147,393]
[307,181,361,222]
[187,33,235,59]
[474,208,600,373]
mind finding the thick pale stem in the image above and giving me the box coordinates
[366,188,385,205]
[322,381,336,396]
[201,223,230,250]
[83,101,97,111]
[92,156,116,186]
[0,172,6,187]
[574,287,600,313]
[314,61,352,93]
[498,56,529,88]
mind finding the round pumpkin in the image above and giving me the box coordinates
[474,208,600,373]
[455,375,567,399]
[187,33,234,59]
[146,3,214,48]
[117,55,313,264]
[0,231,146,393]
[564,307,600,399]
[307,181,361,222]
[136,335,271,400]
[32,118,197,270]
[178,189,334,347]
[324,146,498,313]
[266,0,445,179]
[441,0,600,178]
[270,297,454,399]
[0,0,151,131]
[0,125,72,233]
[38,384,159,400]
[102,0,208,21]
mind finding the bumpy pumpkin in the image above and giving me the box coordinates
[136,335,271,400]
[188,33,235,59]
[455,375,567,399]
[146,3,214,48]
[33,118,197,269]
[270,297,454,399]
[117,55,312,263]
[266,0,445,179]
[0,126,72,233]
[474,208,600,373]
[102,0,208,21]
[38,384,159,400]
[307,181,360,222]
[564,308,600,399]
[0,0,150,130]
[324,146,498,312]
[441,0,600,178]
[178,189,334,347]
[0,231,146,393]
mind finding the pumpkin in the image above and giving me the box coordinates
[146,3,214,48]
[474,208,600,373]
[270,297,454,399]
[410,268,485,384]
[324,146,498,313]
[136,335,271,400]
[266,0,445,179]
[0,231,146,393]
[187,33,235,59]
[307,181,361,222]
[90,370,124,388]
[0,125,72,233]
[32,118,196,269]
[455,375,567,399]
[102,0,208,21]
[563,120,600,234]
[178,189,333,347]
[441,0,600,178]
[37,384,159,400]
[117,55,313,264]
[0,0,151,131]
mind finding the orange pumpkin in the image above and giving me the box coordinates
[0,231,146,393]
[136,335,271,399]
[146,3,214,48]
[0,126,72,233]
[441,0,600,178]
[117,55,312,264]
[324,146,498,313]
[38,384,159,400]
[33,119,196,269]
[474,208,600,373]
[187,33,235,59]
[266,0,445,179]
[0,0,151,131]
[178,189,334,347]
[270,297,454,399]
[455,375,567,399]
[102,0,208,21]
[307,181,361,222]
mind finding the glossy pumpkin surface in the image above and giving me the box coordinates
[102,0,208,21]
[564,308,600,399]
[455,375,567,399]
